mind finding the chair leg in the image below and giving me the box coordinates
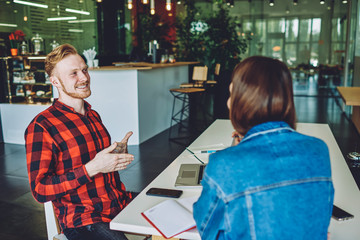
[169,92,177,139]
[169,91,192,142]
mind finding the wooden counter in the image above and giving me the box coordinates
[337,87,360,133]
[90,62,199,71]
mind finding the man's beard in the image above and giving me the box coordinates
[58,78,91,99]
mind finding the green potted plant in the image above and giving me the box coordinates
[203,3,247,74]
[175,0,205,62]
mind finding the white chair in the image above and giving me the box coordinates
[44,201,150,240]
[44,201,68,240]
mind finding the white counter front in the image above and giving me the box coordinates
[87,64,190,145]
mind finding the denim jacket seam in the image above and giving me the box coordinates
[224,177,332,203]
[241,127,294,144]
[205,173,227,199]
[199,194,221,237]
[199,174,225,237]
[245,195,257,240]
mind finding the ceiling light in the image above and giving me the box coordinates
[293,0,298,5]
[128,0,133,9]
[150,0,155,15]
[269,0,274,7]
[68,19,96,23]
[0,23,17,27]
[68,29,84,33]
[166,0,171,11]
[320,0,325,4]
[14,0,48,8]
[342,0,348,3]
[47,16,77,21]
[142,0,149,4]
[65,8,90,15]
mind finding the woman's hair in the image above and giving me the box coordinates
[45,43,77,77]
[229,56,296,135]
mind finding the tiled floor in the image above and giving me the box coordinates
[1,78,360,239]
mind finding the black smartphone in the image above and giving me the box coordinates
[146,188,183,198]
[332,205,354,221]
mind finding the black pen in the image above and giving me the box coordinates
[186,148,205,164]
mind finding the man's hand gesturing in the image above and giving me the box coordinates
[85,131,134,177]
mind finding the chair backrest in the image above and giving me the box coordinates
[192,66,208,81]
[44,201,68,240]
[192,66,208,87]
[214,63,221,76]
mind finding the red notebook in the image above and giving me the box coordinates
[141,197,197,239]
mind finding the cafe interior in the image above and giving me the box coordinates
[0,0,360,239]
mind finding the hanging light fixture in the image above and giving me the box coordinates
[293,0,298,5]
[0,23,17,27]
[65,8,90,15]
[150,0,155,15]
[166,0,171,11]
[14,0,48,9]
[47,16,77,21]
[320,0,325,4]
[128,0,133,10]
[142,0,149,4]
[269,0,274,7]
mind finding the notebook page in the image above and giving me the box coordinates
[142,199,196,238]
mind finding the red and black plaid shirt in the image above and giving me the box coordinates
[25,99,131,230]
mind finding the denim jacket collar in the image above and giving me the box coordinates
[241,121,295,144]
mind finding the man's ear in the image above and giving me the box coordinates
[50,75,60,88]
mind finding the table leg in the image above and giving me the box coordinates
[352,106,360,134]
[152,235,179,240]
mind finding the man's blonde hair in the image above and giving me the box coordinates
[45,44,77,77]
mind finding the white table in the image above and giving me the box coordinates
[110,120,360,239]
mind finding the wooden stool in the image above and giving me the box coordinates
[169,87,206,141]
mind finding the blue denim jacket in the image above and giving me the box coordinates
[193,121,334,240]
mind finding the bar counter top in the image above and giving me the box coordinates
[89,61,199,71]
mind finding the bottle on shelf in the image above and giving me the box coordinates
[50,40,59,50]
[31,33,44,55]
[20,41,28,55]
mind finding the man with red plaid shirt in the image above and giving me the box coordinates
[25,44,134,240]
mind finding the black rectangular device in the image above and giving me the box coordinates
[146,187,183,198]
[332,205,354,221]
